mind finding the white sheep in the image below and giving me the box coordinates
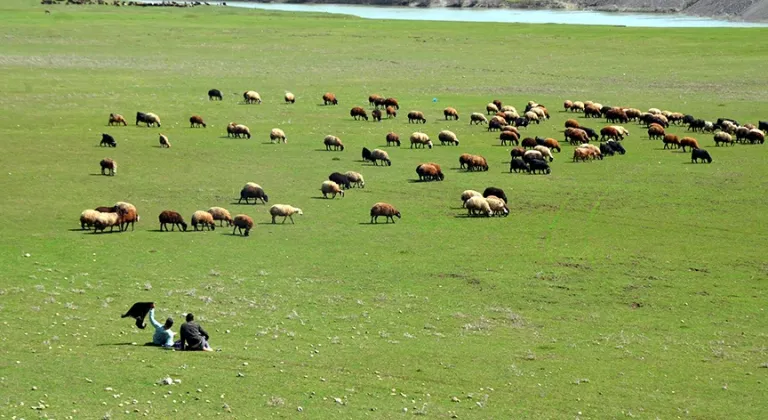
[243,90,262,104]
[344,171,365,188]
[648,108,661,115]
[464,196,491,217]
[460,190,482,207]
[269,204,303,224]
[486,103,499,115]
[93,212,120,233]
[159,134,171,148]
[610,125,630,137]
[270,128,286,143]
[191,210,216,231]
[485,196,509,217]
[321,180,344,199]
[207,207,233,226]
[501,105,517,114]
[80,209,100,230]
[284,92,295,103]
[533,145,554,162]
[409,132,432,149]
[471,113,488,125]
[438,130,459,146]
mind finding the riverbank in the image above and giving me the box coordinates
[238,0,768,22]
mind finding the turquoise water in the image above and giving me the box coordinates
[226,2,767,28]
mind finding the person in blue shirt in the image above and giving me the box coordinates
[148,305,175,348]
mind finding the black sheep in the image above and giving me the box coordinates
[509,158,529,173]
[100,133,117,147]
[482,187,507,203]
[682,115,696,126]
[513,117,529,128]
[691,148,712,163]
[535,136,547,146]
[328,172,351,189]
[121,302,154,329]
[607,141,626,155]
[759,121,768,132]
[208,89,223,101]
[527,159,551,175]
[688,119,706,132]
[599,143,614,157]
[580,126,599,141]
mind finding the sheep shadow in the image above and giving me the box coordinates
[359,222,396,225]
[230,201,267,206]
[97,342,138,347]
[89,173,111,176]
[68,228,87,232]
[310,196,337,200]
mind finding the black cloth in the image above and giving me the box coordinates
[121,302,154,329]
[179,321,209,350]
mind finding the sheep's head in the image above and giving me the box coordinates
[295,208,303,216]
[395,212,402,219]
[181,222,188,232]
[427,141,433,149]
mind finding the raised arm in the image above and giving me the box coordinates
[148,308,163,329]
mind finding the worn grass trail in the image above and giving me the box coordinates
[0,0,766,418]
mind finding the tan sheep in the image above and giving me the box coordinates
[284,92,295,103]
[207,207,233,226]
[321,180,344,198]
[370,202,401,224]
[244,90,262,104]
[159,134,171,148]
[191,210,216,231]
[410,132,433,149]
[80,209,101,230]
[269,204,303,224]
[232,214,254,236]
[270,128,286,143]
[344,171,365,188]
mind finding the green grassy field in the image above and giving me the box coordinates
[1,0,767,418]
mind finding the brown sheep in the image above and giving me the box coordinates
[747,129,765,144]
[492,99,503,110]
[459,153,473,169]
[466,155,488,172]
[189,115,206,128]
[443,107,459,120]
[191,211,216,231]
[158,210,187,232]
[115,202,139,231]
[386,132,401,147]
[372,109,382,122]
[510,146,526,158]
[488,116,506,132]
[521,137,537,149]
[368,94,383,107]
[572,147,590,162]
[584,104,602,118]
[350,106,368,121]
[232,214,254,236]
[600,126,622,141]
[108,113,127,126]
[383,97,399,109]
[407,111,427,124]
[100,158,117,176]
[565,119,580,129]
[679,137,700,152]
[416,163,444,181]
[543,138,561,152]
[663,134,680,149]
[564,128,588,145]
[501,125,520,137]
[370,202,401,224]
[563,100,573,111]
[323,92,338,105]
[606,108,629,123]
[647,125,665,140]
[500,130,519,146]
[386,106,397,119]
[624,108,642,121]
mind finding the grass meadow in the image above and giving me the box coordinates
[0,0,767,417]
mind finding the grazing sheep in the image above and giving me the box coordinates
[232,214,254,236]
[499,130,519,146]
[486,103,499,115]
[323,92,338,105]
[482,187,507,203]
[321,180,345,198]
[362,147,391,166]
[135,112,161,127]
[350,106,369,121]
[541,138,561,153]
[324,135,344,151]
[492,99,503,110]
[382,97,398,109]
[570,101,585,112]
[530,106,548,120]
[759,121,768,132]
[534,145,554,162]
[510,147,526,159]
[231,124,251,139]
[386,132,401,147]
[100,158,117,176]
[668,112,685,124]
[488,116,506,132]
[485,196,509,216]
[466,155,488,172]
[93,212,121,233]
[600,142,615,157]
[239,182,269,204]
[663,134,680,149]
[624,108,642,121]
[416,163,444,181]
[648,108,661,115]
[523,150,544,163]
[368,94,383,107]
[600,126,622,141]
[703,121,715,133]
[564,128,588,145]
[509,158,530,173]
[438,130,459,146]
[191,210,216,231]
[158,210,187,232]
[459,153,473,169]
[471,113,488,125]
[444,107,459,120]
[270,128,287,143]
[565,119,580,129]
[500,105,516,114]
[584,104,602,118]
[410,132,433,149]
[464,196,491,217]
[714,132,734,146]
[611,126,630,138]
[208,89,223,101]
[189,115,206,128]
[370,202,401,224]
[243,90,262,104]
[407,111,427,124]
[527,158,551,175]
[735,126,750,143]
[572,147,591,162]
[461,190,482,205]
[524,111,540,124]
[159,134,171,148]
[647,125,665,140]
[563,100,574,111]
[344,171,365,188]
[94,205,117,213]
[115,201,139,231]
[284,92,295,103]
[679,137,700,152]
[691,148,713,163]
[747,129,765,144]
[605,108,629,123]
[100,133,116,147]
[269,204,303,224]
[521,137,537,149]
[744,123,756,130]
[207,207,233,226]
[372,109,382,122]
[606,140,626,155]
[80,209,100,230]
[386,106,397,119]
[108,113,127,126]
[329,172,352,189]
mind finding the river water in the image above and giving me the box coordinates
[225,2,767,28]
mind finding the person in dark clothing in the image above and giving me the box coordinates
[178,313,213,351]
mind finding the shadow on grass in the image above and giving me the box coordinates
[89,173,111,176]
[230,201,267,206]
[359,222,397,225]
[97,342,141,347]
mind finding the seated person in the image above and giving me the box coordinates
[148,306,175,348]
[179,313,212,351]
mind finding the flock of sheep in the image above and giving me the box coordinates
[84,90,767,231]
